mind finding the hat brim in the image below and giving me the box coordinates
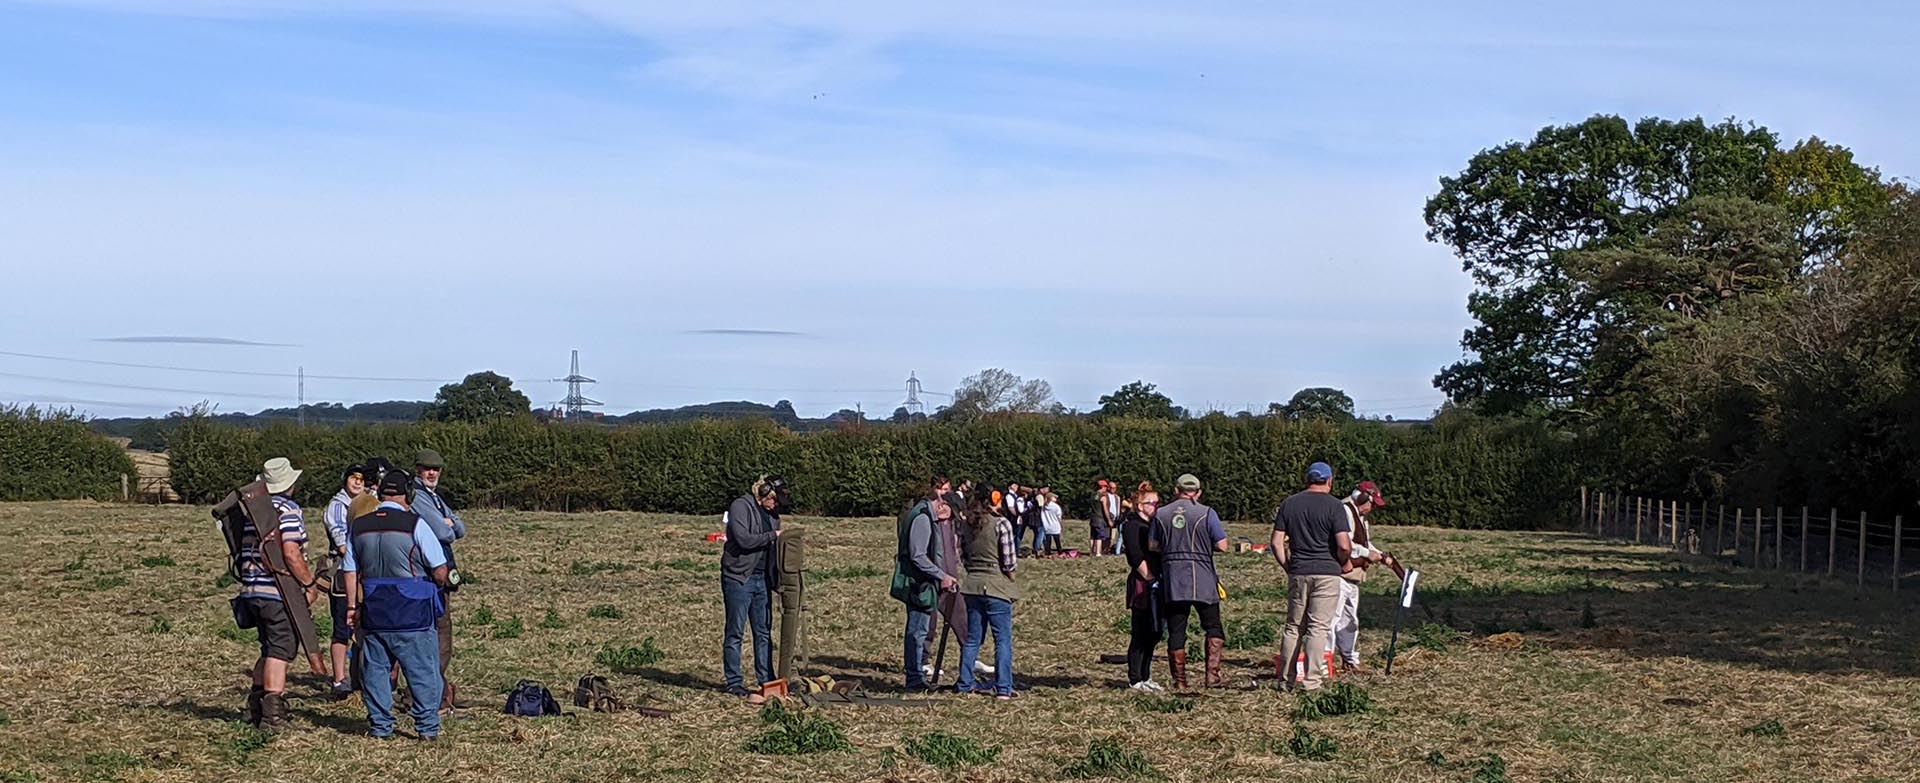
[265,468,302,494]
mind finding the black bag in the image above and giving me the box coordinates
[229,596,257,630]
[503,680,563,717]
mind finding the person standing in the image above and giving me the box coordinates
[896,481,958,692]
[1271,462,1353,692]
[232,457,315,731]
[1040,491,1064,556]
[409,449,465,712]
[1122,483,1165,692]
[1021,488,1046,554]
[341,470,450,740]
[1089,480,1118,557]
[954,490,1020,699]
[1149,474,1230,690]
[320,463,375,700]
[1332,483,1386,673]
[1003,483,1026,552]
[722,475,786,699]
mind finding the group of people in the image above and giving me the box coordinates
[224,450,468,740]
[715,462,1401,702]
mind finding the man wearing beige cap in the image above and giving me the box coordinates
[232,457,316,730]
[1148,473,1230,689]
[409,448,466,711]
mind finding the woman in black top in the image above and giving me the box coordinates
[1122,482,1165,691]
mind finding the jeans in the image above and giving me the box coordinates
[1276,574,1344,690]
[904,607,935,688]
[955,594,1014,696]
[721,574,774,690]
[360,629,442,738]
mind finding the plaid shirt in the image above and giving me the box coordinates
[996,517,1018,574]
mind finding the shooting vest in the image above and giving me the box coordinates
[1341,498,1370,584]
[959,518,1020,603]
[1155,498,1220,605]
[350,508,443,633]
[890,502,941,610]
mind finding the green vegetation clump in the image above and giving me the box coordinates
[540,608,565,629]
[139,556,175,568]
[1296,682,1372,720]
[586,604,623,620]
[1742,719,1786,739]
[1283,725,1338,761]
[1132,695,1195,714]
[744,702,852,755]
[570,559,634,576]
[492,616,524,639]
[1408,623,1467,654]
[91,576,127,591]
[596,638,666,672]
[145,617,171,635]
[902,731,1000,769]
[469,604,495,626]
[1224,616,1277,650]
[811,564,883,582]
[1060,737,1159,780]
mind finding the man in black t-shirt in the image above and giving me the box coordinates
[1269,462,1352,691]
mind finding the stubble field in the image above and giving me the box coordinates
[0,500,1915,782]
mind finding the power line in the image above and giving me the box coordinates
[0,350,455,383]
[0,370,289,400]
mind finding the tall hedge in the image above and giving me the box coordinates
[165,414,1576,529]
[0,406,138,501]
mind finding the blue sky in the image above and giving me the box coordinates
[2,1,1914,419]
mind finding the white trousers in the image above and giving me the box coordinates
[1333,579,1361,665]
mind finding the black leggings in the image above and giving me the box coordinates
[1163,600,1224,654]
[1127,603,1161,684]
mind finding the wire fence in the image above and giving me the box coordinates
[1577,488,1915,592]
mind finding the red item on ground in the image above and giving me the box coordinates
[705,532,726,543]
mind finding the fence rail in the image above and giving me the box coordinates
[1577,488,1914,592]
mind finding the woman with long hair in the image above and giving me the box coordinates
[1122,482,1166,691]
[953,489,1020,699]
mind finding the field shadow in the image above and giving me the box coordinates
[1400,546,1920,677]
[807,654,896,677]
[152,698,245,723]
[626,667,724,692]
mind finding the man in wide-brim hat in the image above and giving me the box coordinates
[235,457,316,731]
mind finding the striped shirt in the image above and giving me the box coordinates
[237,495,308,601]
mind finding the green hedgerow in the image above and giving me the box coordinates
[902,731,1000,769]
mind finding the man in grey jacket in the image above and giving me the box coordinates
[721,475,787,699]
[897,482,958,692]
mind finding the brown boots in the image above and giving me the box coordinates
[246,687,289,732]
[1205,637,1225,688]
[1169,650,1189,690]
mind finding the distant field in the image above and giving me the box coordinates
[0,501,1915,782]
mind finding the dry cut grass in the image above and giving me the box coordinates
[0,500,1916,782]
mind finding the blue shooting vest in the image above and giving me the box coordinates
[350,508,443,633]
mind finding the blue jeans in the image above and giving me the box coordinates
[721,574,773,690]
[904,606,935,688]
[955,594,1014,696]
[361,629,442,738]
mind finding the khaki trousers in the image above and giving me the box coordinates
[1276,574,1343,690]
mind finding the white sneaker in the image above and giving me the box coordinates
[922,664,944,679]
[1130,680,1166,693]
[973,660,995,676]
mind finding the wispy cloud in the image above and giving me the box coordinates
[94,336,297,347]
[683,329,808,337]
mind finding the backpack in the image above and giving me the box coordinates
[573,674,623,713]
[503,681,563,717]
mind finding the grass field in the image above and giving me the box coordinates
[1,500,1916,782]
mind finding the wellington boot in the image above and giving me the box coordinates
[1169,650,1189,691]
[244,686,265,727]
[1205,637,1225,689]
[258,692,291,733]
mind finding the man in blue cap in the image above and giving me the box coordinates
[1270,461,1352,691]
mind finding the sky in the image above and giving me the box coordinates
[1,1,1915,420]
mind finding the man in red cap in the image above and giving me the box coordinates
[1332,481,1398,673]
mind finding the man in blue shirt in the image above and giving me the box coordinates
[409,448,465,712]
[343,470,450,740]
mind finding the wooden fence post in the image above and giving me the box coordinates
[1828,509,1838,577]
[1674,500,1682,548]
[1754,507,1762,570]
[1858,512,1868,588]
[1635,497,1644,543]
[1735,508,1744,560]
[1800,507,1809,573]
[1717,505,1727,556]
[1775,506,1784,569]
[1580,487,1588,533]
[1895,515,1903,594]
[120,473,129,502]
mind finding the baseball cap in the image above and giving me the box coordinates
[1306,462,1334,484]
[377,469,413,497]
[1175,473,1202,492]
[1356,480,1386,506]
